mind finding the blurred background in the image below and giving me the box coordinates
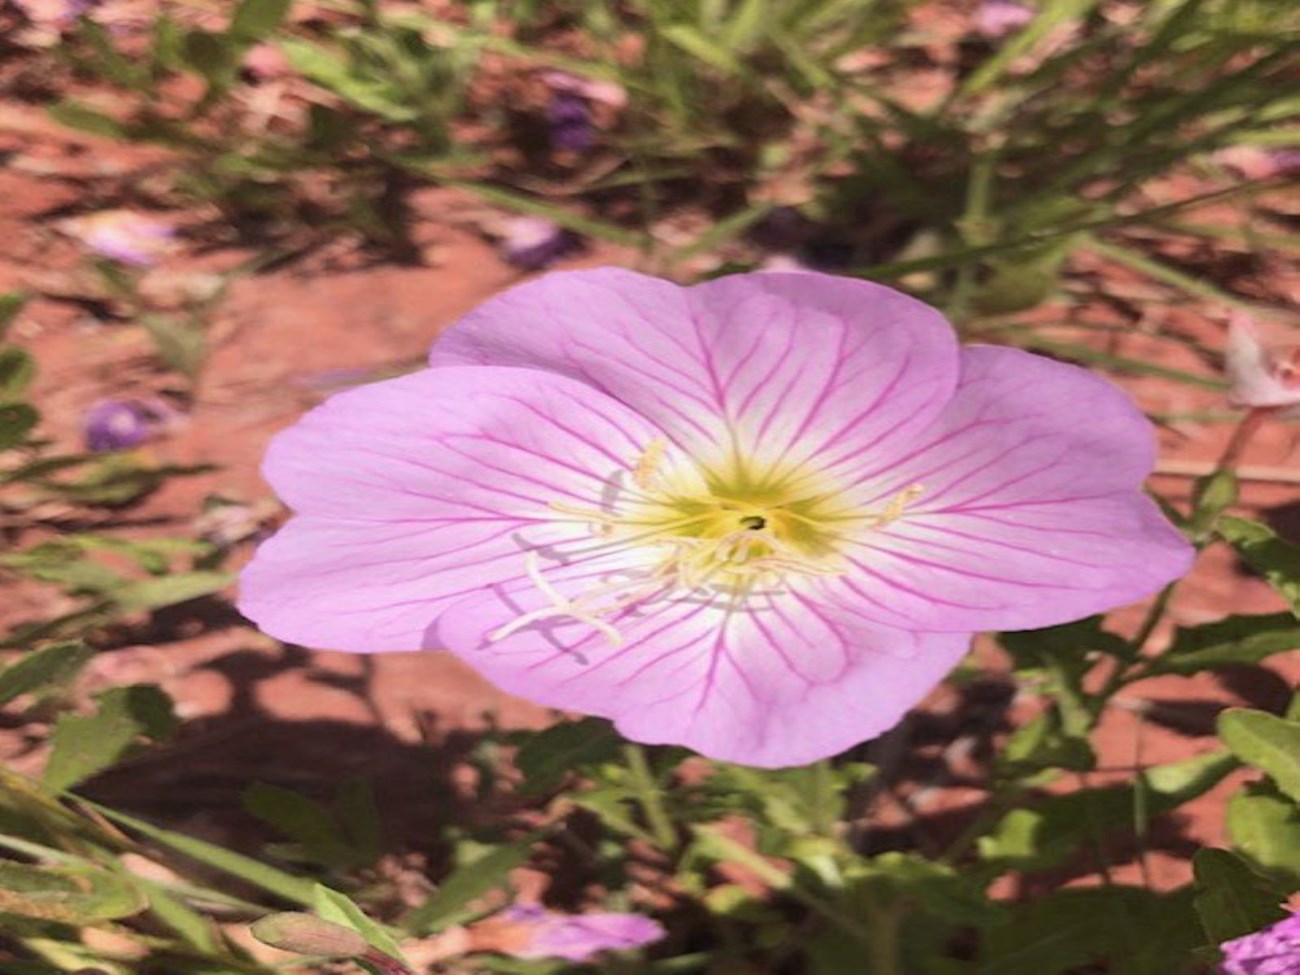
[0,0,1298,972]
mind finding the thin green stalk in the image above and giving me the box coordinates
[624,744,678,853]
[863,898,904,975]
[809,759,837,838]
[947,150,998,324]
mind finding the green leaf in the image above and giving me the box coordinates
[979,886,1201,975]
[243,783,355,868]
[140,315,208,381]
[0,863,145,924]
[47,100,129,140]
[43,685,175,792]
[0,403,38,450]
[867,852,1005,927]
[0,294,27,341]
[980,753,1236,873]
[229,0,293,41]
[134,878,219,951]
[401,837,539,933]
[0,642,95,708]
[1216,516,1300,614]
[1140,750,1239,808]
[112,571,233,612]
[1218,708,1300,801]
[0,348,35,402]
[1227,783,1300,883]
[84,800,317,905]
[312,885,408,962]
[1151,613,1300,675]
[514,718,621,794]
[1192,848,1288,945]
[999,709,1095,773]
[659,24,749,78]
[182,29,236,85]
[1187,469,1238,538]
[278,38,417,122]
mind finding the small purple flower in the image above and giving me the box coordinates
[496,905,664,961]
[1220,910,1300,975]
[541,71,626,153]
[82,397,177,452]
[498,216,582,270]
[973,0,1035,38]
[547,90,594,153]
[82,400,155,452]
[238,269,1193,767]
[63,210,176,267]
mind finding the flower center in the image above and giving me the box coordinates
[488,439,922,648]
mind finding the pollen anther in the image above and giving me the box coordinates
[494,460,924,647]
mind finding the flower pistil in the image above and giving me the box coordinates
[488,439,923,648]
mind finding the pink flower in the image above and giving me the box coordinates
[63,210,176,267]
[482,905,664,962]
[973,0,1034,38]
[1225,314,1300,417]
[238,269,1192,767]
[540,71,628,110]
[242,43,293,83]
[1219,910,1300,975]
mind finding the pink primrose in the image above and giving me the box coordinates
[493,905,664,961]
[1220,910,1300,975]
[973,0,1034,38]
[238,269,1192,767]
[1225,314,1300,417]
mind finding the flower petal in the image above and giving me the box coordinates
[429,268,960,476]
[819,345,1193,632]
[237,366,669,652]
[433,571,971,767]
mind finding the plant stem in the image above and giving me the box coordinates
[1216,406,1274,472]
[623,744,677,853]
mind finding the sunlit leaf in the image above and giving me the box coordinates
[0,643,95,709]
[0,863,145,924]
[1218,708,1300,801]
[43,685,176,792]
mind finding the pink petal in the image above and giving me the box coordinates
[237,366,668,652]
[429,268,960,477]
[1225,313,1300,414]
[816,346,1193,632]
[434,569,971,767]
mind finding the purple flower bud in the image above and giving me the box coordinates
[499,216,582,270]
[547,90,594,153]
[973,0,1034,38]
[1219,910,1300,975]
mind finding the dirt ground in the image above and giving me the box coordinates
[0,88,1297,899]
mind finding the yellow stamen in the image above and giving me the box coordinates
[491,455,926,648]
[633,437,669,491]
